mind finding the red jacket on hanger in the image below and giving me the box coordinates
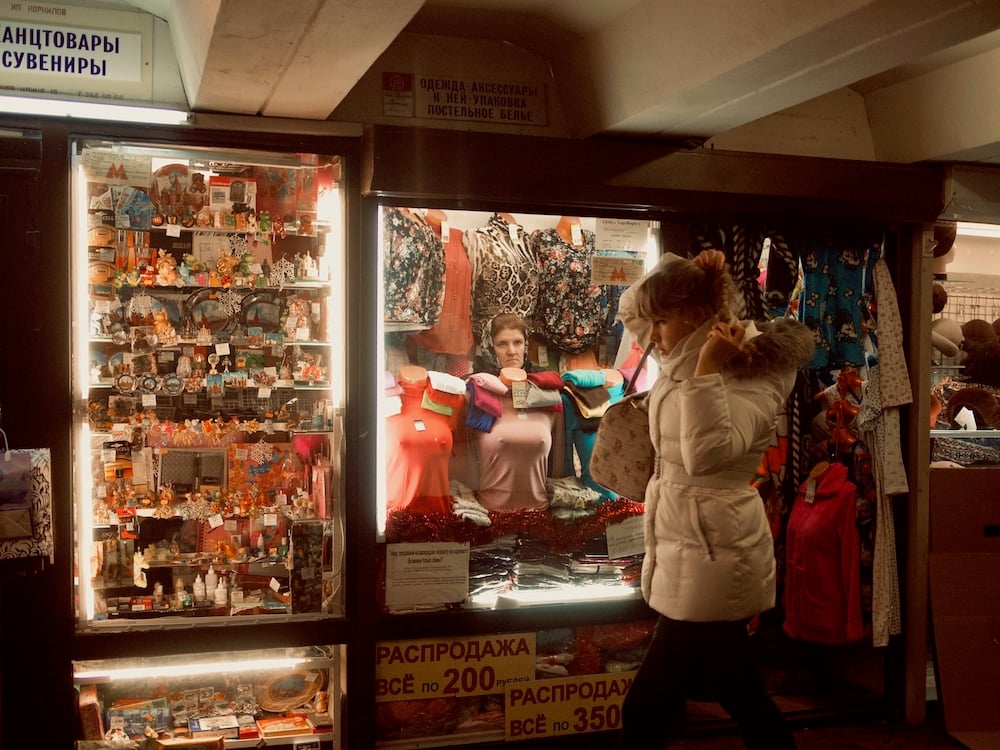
[783,461,864,645]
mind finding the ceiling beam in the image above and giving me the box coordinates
[568,0,1000,139]
[130,0,423,119]
[866,44,1000,163]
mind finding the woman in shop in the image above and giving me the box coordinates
[614,249,813,750]
[469,313,556,511]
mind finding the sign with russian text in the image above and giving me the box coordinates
[506,672,635,740]
[596,218,650,253]
[383,71,548,126]
[384,542,470,609]
[375,633,536,701]
[0,2,152,101]
[606,514,645,560]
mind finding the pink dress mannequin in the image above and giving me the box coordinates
[471,367,553,512]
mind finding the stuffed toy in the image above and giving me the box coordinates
[930,283,964,358]
[962,318,997,356]
[963,342,1000,387]
[944,386,1000,429]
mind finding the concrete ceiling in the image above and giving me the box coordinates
[124,0,1000,164]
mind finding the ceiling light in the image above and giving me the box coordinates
[0,95,189,126]
[956,222,1000,238]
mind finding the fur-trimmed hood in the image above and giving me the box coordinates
[724,316,815,380]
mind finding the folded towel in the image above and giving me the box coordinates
[468,382,503,417]
[428,370,467,395]
[527,370,564,390]
[469,372,508,394]
[561,369,606,388]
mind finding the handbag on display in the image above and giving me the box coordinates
[0,428,54,561]
[589,342,655,501]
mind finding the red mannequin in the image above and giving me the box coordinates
[385,366,453,514]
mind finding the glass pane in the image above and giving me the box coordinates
[72,140,346,629]
[377,207,657,611]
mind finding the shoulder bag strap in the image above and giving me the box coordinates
[624,342,656,396]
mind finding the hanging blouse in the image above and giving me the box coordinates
[382,207,446,327]
[530,227,603,354]
[799,236,879,368]
[411,227,474,356]
[465,214,537,350]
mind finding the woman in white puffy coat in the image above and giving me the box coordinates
[614,250,814,750]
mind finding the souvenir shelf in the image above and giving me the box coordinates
[73,645,342,746]
[72,140,347,632]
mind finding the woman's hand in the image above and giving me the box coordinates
[695,321,745,375]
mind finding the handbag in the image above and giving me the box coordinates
[590,343,655,501]
[0,428,53,561]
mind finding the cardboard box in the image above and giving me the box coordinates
[78,684,105,740]
[929,468,1000,749]
[188,714,239,739]
[929,468,1000,553]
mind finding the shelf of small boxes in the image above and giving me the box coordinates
[75,646,338,745]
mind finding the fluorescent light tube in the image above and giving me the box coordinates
[0,95,189,125]
[956,222,1000,239]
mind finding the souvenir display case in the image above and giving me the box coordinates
[74,645,342,746]
[73,139,347,629]
[69,136,350,747]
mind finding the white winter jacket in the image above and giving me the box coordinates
[620,274,814,622]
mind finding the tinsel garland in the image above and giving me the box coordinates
[385,499,644,553]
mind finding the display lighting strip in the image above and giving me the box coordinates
[74,656,307,682]
[490,584,642,609]
[72,162,96,625]
[956,222,1000,238]
[0,95,189,125]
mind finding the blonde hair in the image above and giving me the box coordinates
[634,256,736,324]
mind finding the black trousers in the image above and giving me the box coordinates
[615,615,797,750]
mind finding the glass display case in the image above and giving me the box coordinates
[71,139,347,629]
[375,206,658,614]
[930,270,1000,464]
[74,645,342,746]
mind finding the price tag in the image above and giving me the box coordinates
[258,387,272,399]
[208,514,224,529]
[141,393,157,408]
[215,342,231,356]
[441,220,451,242]
[270,577,281,592]
[413,419,426,432]
[263,512,278,527]
[571,223,583,246]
